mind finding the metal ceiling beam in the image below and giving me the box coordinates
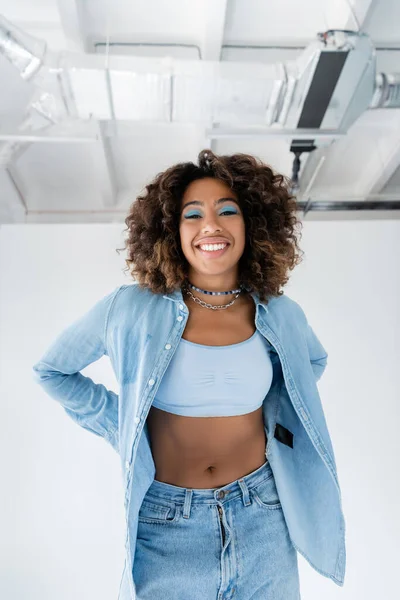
[206,128,346,139]
[0,126,347,143]
[201,0,229,61]
[0,132,96,143]
[56,0,87,52]
[201,0,229,153]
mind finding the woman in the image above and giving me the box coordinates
[33,149,346,599]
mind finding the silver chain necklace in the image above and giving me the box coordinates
[183,286,242,310]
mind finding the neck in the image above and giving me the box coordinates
[185,273,240,293]
[183,274,242,307]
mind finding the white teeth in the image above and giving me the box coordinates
[198,243,227,251]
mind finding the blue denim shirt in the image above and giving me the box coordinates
[32,283,346,598]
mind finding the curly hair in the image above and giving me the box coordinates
[117,149,304,303]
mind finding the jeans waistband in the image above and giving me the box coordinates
[143,459,273,507]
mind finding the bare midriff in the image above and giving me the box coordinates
[146,292,269,489]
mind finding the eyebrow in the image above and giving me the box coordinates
[182,197,240,210]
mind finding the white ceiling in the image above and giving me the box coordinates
[0,0,400,223]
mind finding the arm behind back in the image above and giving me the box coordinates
[32,286,123,452]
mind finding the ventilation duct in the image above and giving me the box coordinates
[1,15,400,169]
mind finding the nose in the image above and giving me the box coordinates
[201,213,223,233]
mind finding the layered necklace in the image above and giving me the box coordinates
[182,281,244,310]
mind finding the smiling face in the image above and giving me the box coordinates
[179,177,246,289]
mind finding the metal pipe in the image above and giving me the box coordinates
[205,128,346,139]
[0,133,97,143]
[295,199,400,210]
[94,41,202,60]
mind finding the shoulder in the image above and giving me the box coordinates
[110,282,164,314]
[116,282,163,301]
[265,292,308,325]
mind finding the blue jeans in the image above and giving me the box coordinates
[133,459,301,599]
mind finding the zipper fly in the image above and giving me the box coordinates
[217,505,226,545]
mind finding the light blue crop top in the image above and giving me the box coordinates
[153,329,274,417]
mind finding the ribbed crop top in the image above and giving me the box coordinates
[152,329,274,417]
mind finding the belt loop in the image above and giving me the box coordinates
[183,488,193,519]
[238,478,251,506]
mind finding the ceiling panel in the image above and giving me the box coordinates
[82,0,204,50]
[14,141,116,210]
[0,0,60,23]
[365,0,400,44]
[0,169,25,221]
[224,0,336,46]
[380,167,400,196]
[300,108,400,199]
[225,0,400,47]
[108,122,209,197]
[213,138,294,179]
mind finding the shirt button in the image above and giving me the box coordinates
[125,461,130,469]
[165,343,171,350]
[149,378,155,386]
[179,304,184,310]
[177,316,183,322]
[134,416,140,424]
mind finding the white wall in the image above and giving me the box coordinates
[0,220,399,599]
